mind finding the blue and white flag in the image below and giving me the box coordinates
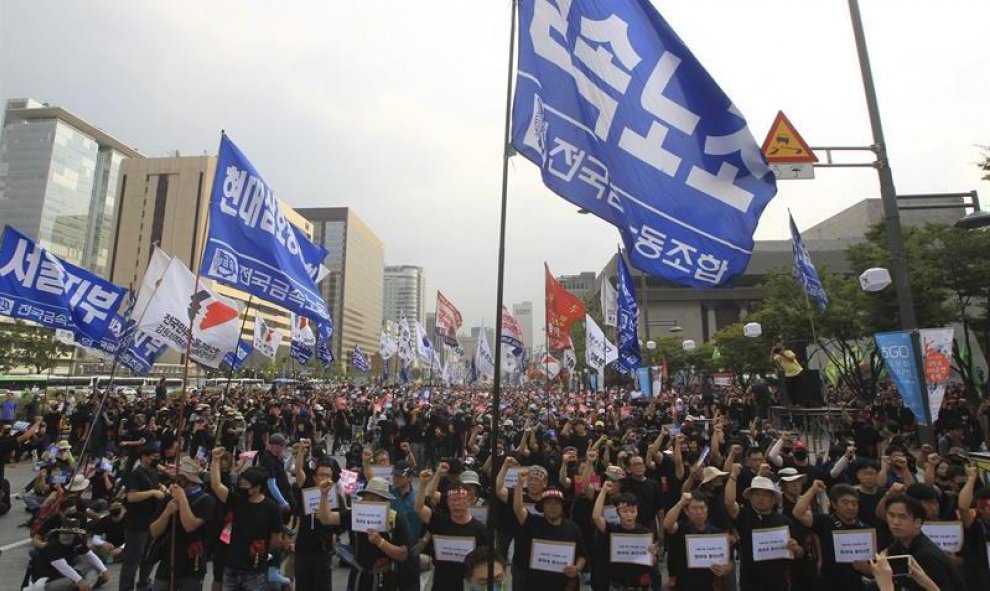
[119,330,169,375]
[290,337,312,365]
[351,346,371,373]
[224,340,253,372]
[200,134,333,326]
[315,321,334,367]
[616,254,641,372]
[0,226,128,341]
[789,212,828,311]
[512,0,776,288]
[415,321,436,365]
[875,331,926,424]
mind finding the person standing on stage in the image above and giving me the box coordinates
[771,344,804,406]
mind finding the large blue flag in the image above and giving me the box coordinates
[875,331,926,424]
[290,337,312,366]
[616,254,641,372]
[512,0,776,287]
[224,340,254,372]
[351,346,371,373]
[201,134,333,329]
[789,211,828,311]
[0,226,128,341]
[315,321,333,367]
[119,330,169,375]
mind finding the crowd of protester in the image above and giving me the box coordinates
[0,375,989,591]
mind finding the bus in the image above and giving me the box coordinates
[0,374,185,394]
[199,378,265,390]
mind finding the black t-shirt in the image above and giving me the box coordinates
[258,449,292,508]
[668,520,724,590]
[154,490,216,579]
[426,511,487,590]
[294,475,337,554]
[340,504,413,571]
[605,522,654,586]
[621,476,662,527]
[962,518,990,591]
[37,537,91,581]
[225,489,282,571]
[732,506,793,587]
[0,434,15,479]
[886,532,960,591]
[501,488,543,566]
[92,514,126,547]
[520,514,587,588]
[811,513,869,590]
[124,465,160,530]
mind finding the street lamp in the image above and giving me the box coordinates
[954,210,990,230]
[646,340,657,397]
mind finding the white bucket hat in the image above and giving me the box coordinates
[742,476,782,504]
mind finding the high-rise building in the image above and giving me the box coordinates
[512,301,534,351]
[297,208,384,361]
[383,265,426,327]
[0,98,141,276]
[557,271,596,299]
[111,155,315,370]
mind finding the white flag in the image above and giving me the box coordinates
[415,321,435,364]
[137,257,243,368]
[253,313,283,359]
[131,247,172,323]
[397,311,414,367]
[562,347,577,372]
[379,330,398,360]
[601,281,618,328]
[585,314,618,378]
[290,312,316,346]
[475,326,495,379]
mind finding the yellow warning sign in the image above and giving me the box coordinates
[761,111,818,163]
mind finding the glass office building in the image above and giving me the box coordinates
[0,98,139,275]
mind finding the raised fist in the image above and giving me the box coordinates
[420,470,434,481]
[211,447,226,459]
[504,456,519,468]
[812,479,827,494]
[362,449,373,462]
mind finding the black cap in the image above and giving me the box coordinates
[269,433,287,445]
[393,460,414,477]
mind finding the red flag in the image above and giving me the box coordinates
[436,291,463,338]
[545,263,586,351]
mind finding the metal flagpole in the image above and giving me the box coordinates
[487,1,517,587]
[214,294,253,442]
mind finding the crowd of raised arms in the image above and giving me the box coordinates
[1,377,990,591]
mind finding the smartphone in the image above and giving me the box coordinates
[887,555,911,578]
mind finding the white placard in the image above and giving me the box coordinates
[468,505,489,525]
[529,539,576,573]
[352,501,389,533]
[302,486,339,515]
[832,529,876,563]
[524,502,542,516]
[921,522,963,553]
[609,532,653,566]
[371,466,394,486]
[432,535,476,562]
[504,467,522,489]
[686,534,730,569]
[603,506,620,525]
[752,526,792,562]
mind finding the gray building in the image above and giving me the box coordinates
[0,98,141,275]
[557,271,597,299]
[512,301,535,351]
[595,198,967,346]
[297,207,384,359]
[384,265,427,327]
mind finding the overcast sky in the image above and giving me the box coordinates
[2,1,988,344]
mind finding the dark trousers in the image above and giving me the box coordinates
[119,529,153,591]
[294,552,333,591]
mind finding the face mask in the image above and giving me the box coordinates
[58,534,76,546]
[794,451,808,461]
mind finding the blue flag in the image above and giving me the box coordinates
[0,226,128,341]
[616,254,641,371]
[789,211,828,311]
[290,338,312,365]
[351,346,370,373]
[200,134,333,328]
[224,340,253,372]
[512,1,776,288]
[315,321,333,367]
[119,329,169,375]
[875,331,926,424]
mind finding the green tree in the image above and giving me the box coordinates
[0,322,72,373]
[709,322,773,388]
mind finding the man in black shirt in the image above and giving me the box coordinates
[120,444,164,591]
[34,519,110,591]
[257,433,293,512]
[210,447,284,591]
[884,493,961,591]
[0,417,41,482]
[793,480,873,590]
[292,446,341,591]
[513,476,587,591]
[149,457,215,591]
[958,467,990,591]
[415,474,487,590]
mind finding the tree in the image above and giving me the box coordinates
[0,322,72,373]
[709,322,773,388]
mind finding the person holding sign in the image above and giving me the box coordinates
[662,491,732,590]
[792,480,874,589]
[414,472,486,590]
[955,466,990,591]
[336,477,411,591]
[292,440,342,591]
[513,472,587,591]
[592,481,657,590]
[725,465,803,591]
[496,456,548,590]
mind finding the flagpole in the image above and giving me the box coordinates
[214,294,254,442]
[486,1,517,586]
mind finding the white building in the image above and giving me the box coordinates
[383,265,426,327]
